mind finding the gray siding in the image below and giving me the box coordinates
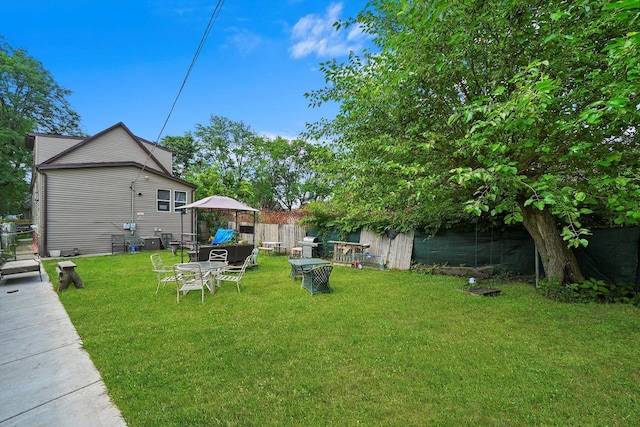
[141,141,173,172]
[53,127,149,165]
[34,135,82,164]
[31,124,195,256]
[43,167,193,256]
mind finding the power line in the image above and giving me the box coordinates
[154,0,225,144]
[135,0,224,180]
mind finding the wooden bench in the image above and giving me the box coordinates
[257,247,274,255]
[0,259,42,282]
[56,261,84,292]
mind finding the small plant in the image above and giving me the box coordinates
[567,278,610,302]
[539,277,638,304]
[537,277,581,303]
[411,262,443,275]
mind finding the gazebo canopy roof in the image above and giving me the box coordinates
[177,195,259,212]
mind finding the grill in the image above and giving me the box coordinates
[298,236,320,258]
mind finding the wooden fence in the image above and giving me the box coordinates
[234,222,307,255]
[360,229,414,270]
[230,222,639,283]
[233,222,414,270]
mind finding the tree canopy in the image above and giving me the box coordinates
[161,115,331,211]
[305,0,640,285]
[0,38,81,215]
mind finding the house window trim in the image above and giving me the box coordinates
[174,190,187,212]
[157,189,171,213]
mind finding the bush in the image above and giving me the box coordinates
[538,277,638,305]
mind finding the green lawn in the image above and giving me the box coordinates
[43,252,640,426]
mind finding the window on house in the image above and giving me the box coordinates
[157,189,171,212]
[174,191,187,211]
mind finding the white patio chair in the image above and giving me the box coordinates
[208,249,228,263]
[214,255,252,292]
[173,263,212,303]
[150,253,176,294]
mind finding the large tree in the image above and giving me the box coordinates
[194,115,259,200]
[161,133,201,179]
[252,136,332,210]
[187,115,330,210]
[0,39,81,215]
[306,0,640,285]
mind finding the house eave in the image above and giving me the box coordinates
[35,162,196,188]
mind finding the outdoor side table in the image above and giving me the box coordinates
[288,258,330,280]
[57,261,84,292]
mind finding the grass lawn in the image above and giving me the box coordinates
[43,252,640,426]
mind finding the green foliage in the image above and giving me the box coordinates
[41,254,640,425]
[0,38,81,214]
[160,133,201,178]
[304,0,640,284]
[163,115,330,210]
[538,277,638,304]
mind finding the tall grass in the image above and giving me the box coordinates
[43,252,640,426]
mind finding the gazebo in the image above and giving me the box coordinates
[176,196,259,262]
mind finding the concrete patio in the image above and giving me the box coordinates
[0,240,126,426]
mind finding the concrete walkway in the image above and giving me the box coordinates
[0,240,126,426]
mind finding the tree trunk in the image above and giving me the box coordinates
[520,203,585,286]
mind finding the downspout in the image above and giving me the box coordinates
[130,181,136,235]
[42,171,48,256]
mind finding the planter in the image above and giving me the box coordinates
[49,250,61,257]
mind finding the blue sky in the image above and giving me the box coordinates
[1,0,370,142]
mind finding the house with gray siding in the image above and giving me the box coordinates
[27,122,196,257]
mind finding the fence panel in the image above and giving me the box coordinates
[234,222,640,283]
[361,230,414,270]
[234,222,307,255]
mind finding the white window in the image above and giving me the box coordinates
[174,191,187,211]
[157,189,171,212]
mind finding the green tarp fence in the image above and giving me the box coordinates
[413,227,640,285]
[306,226,639,286]
[413,228,536,275]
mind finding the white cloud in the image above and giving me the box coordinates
[258,131,301,141]
[290,2,368,59]
[224,27,262,55]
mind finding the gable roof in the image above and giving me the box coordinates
[29,122,195,188]
[38,122,173,176]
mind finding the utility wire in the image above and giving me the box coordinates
[154,0,225,144]
[135,0,225,179]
